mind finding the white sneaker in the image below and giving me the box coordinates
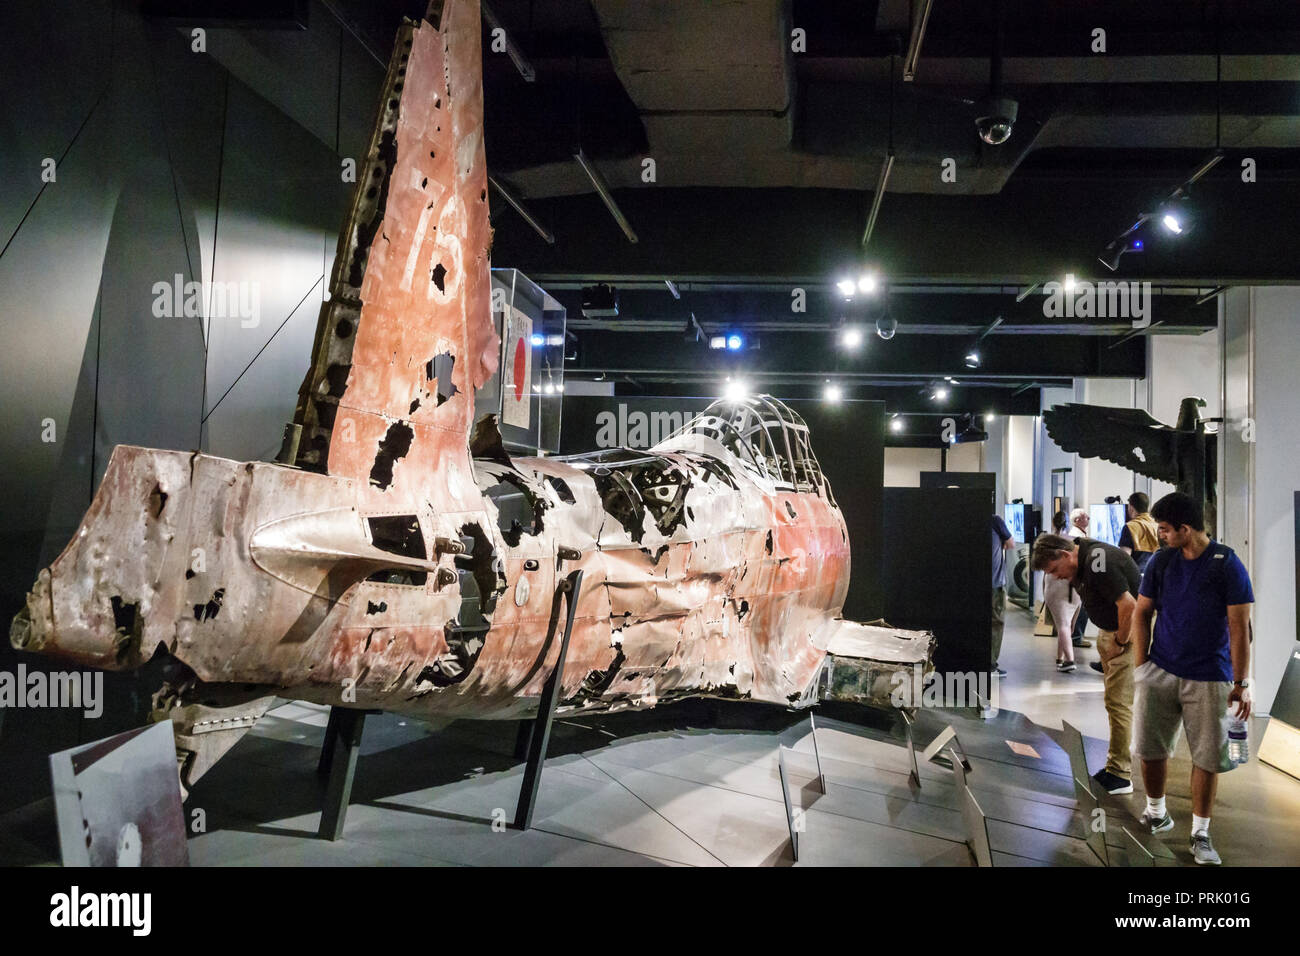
[1137,808,1174,834]
[1190,832,1221,865]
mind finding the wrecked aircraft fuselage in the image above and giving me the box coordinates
[10,0,933,789]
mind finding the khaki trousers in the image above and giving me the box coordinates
[1097,628,1134,777]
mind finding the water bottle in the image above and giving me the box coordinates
[1227,711,1249,766]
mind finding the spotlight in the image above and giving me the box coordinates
[1064,274,1076,292]
[932,387,948,401]
[543,382,556,395]
[840,327,864,350]
[1099,236,1146,272]
[709,336,727,350]
[726,333,745,351]
[876,315,897,340]
[1160,212,1183,234]
[823,383,842,403]
[965,350,981,368]
[889,417,903,433]
[836,278,856,298]
[985,410,996,419]
[532,384,542,393]
[545,333,565,347]
[529,333,545,347]
[857,274,878,294]
[723,380,749,402]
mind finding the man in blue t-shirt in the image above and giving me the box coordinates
[1129,492,1254,866]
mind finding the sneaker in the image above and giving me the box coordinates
[1056,659,1077,673]
[1089,661,1104,673]
[1138,808,1174,834]
[1073,638,1093,648]
[1092,768,1134,795]
[1190,832,1221,865]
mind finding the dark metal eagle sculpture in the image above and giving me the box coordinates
[1043,397,1218,535]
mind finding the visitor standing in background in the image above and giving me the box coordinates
[1119,491,1160,573]
[991,513,1016,679]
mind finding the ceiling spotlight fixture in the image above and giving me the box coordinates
[709,336,726,350]
[962,316,1000,369]
[723,379,749,402]
[932,387,948,401]
[1064,273,1077,292]
[876,315,898,340]
[1099,234,1146,272]
[530,333,545,347]
[726,333,745,351]
[823,382,843,403]
[841,326,864,350]
[889,417,904,433]
[857,273,878,294]
[836,278,856,298]
[543,382,556,395]
[1160,209,1184,234]
[985,410,996,419]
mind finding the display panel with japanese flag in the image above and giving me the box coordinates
[502,304,532,429]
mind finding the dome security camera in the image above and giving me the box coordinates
[876,315,897,340]
[975,96,1018,146]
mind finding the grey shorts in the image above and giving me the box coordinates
[1132,659,1234,774]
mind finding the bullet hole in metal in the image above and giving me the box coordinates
[335,318,354,338]
[456,522,506,620]
[192,588,225,622]
[410,398,421,414]
[366,601,388,615]
[765,530,774,554]
[485,476,543,547]
[430,261,447,292]
[367,515,425,559]
[148,484,168,518]
[421,177,427,189]
[785,501,797,519]
[544,476,574,504]
[369,421,414,490]
[425,352,458,405]
[324,364,350,398]
[185,568,195,580]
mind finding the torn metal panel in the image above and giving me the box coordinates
[10,0,934,788]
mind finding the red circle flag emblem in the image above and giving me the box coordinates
[513,337,527,400]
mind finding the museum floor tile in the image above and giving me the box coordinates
[3,606,1297,866]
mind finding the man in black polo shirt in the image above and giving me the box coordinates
[1033,532,1142,794]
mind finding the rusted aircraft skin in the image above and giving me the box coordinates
[11,0,932,784]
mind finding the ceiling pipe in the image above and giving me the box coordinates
[901,0,935,82]
[488,175,555,244]
[574,149,638,243]
[480,0,536,82]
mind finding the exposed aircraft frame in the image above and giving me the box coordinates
[10,0,933,791]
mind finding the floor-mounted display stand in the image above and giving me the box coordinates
[901,712,971,788]
[513,568,585,831]
[312,569,585,841]
[316,706,380,841]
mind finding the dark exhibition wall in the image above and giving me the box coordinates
[0,0,383,809]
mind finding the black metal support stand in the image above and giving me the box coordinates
[513,568,584,831]
[317,706,376,841]
[514,719,534,761]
